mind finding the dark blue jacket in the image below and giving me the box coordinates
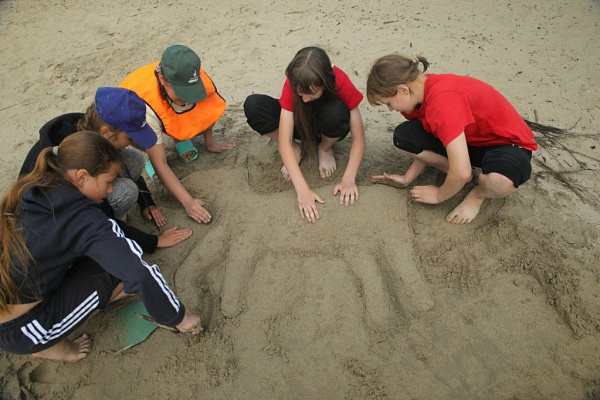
[13,180,185,327]
[19,113,158,253]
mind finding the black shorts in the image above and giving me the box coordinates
[243,94,351,141]
[393,120,533,187]
[0,258,120,355]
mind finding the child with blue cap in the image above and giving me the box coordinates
[2,132,202,362]
[19,87,192,251]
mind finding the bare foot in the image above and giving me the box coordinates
[281,142,302,181]
[318,148,336,178]
[446,190,485,224]
[32,334,91,362]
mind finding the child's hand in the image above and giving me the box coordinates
[142,205,167,227]
[371,173,409,188]
[333,178,359,207]
[297,188,325,223]
[176,313,203,335]
[157,226,193,248]
[184,198,212,224]
[410,185,441,204]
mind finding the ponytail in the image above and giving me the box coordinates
[0,131,120,311]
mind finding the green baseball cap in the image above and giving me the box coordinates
[160,45,207,104]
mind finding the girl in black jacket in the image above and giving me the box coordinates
[0,132,201,361]
[19,87,192,252]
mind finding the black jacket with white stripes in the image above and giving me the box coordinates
[12,179,185,327]
[18,113,159,255]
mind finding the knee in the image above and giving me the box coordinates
[243,94,280,135]
[243,94,269,117]
[480,172,516,197]
[243,94,259,114]
[318,100,350,137]
[120,148,145,179]
[107,178,139,219]
[393,124,419,153]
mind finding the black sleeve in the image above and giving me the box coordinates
[135,176,156,212]
[117,220,159,254]
[81,215,185,327]
[100,200,158,254]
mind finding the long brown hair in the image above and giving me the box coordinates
[0,131,120,311]
[366,54,429,106]
[286,46,337,157]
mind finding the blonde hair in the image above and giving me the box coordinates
[0,132,120,311]
[366,54,429,106]
[77,103,124,141]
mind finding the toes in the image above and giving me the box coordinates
[446,213,460,224]
[319,166,335,178]
[74,334,91,348]
[73,333,89,344]
[71,334,92,361]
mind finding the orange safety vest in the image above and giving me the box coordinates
[120,62,226,141]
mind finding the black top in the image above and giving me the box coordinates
[12,180,184,326]
[19,113,158,253]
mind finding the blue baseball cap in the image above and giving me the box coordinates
[94,87,157,149]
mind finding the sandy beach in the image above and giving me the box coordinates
[1,0,599,398]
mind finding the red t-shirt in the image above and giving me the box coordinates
[279,66,363,112]
[402,74,537,151]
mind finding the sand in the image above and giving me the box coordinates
[1,0,599,398]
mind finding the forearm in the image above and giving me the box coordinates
[278,110,310,193]
[435,133,472,202]
[84,220,184,326]
[280,140,310,192]
[404,159,427,185]
[341,131,365,184]
[135,176,156,210]
[148,149,194,207]
[157,165,194,206]
[118,222,159,254]
[437,171,469,202]
[341,109,365,183]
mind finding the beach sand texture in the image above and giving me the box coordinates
[0,0,599,398]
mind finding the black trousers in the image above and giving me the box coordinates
[243,94,350,141]
[393,120,533,187]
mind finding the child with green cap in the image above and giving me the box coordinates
[19,87,192,252]
[120,44,235,224]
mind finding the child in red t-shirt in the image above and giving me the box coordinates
[367,54,537,224]
[244,46,366,223]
